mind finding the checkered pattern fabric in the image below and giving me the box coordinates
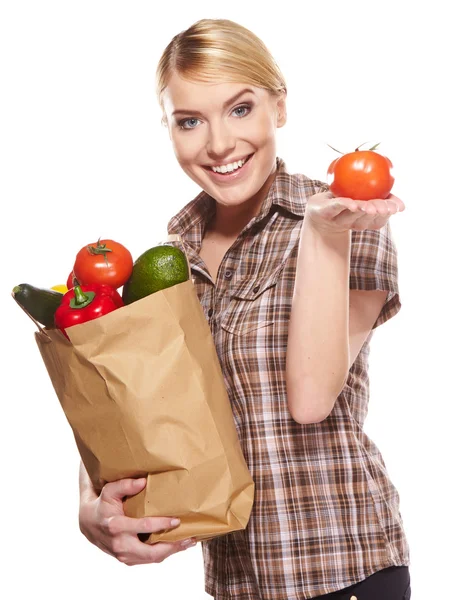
[167,158,409,599]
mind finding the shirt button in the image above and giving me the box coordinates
[224,270,233,280]
[208,308,213,317]
[253,285,260,294]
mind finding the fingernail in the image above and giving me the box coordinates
[181,538,194,546]
[171,518,181,526]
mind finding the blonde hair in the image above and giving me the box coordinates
[156,19,287,124]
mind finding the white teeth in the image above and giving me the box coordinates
[211,156,248,173]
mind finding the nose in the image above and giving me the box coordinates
[206,120,236,159]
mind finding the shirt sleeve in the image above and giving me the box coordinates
[349,221,401,329]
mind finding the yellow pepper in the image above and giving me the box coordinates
[51,284,68,294]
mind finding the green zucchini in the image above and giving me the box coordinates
[12,283,64,328]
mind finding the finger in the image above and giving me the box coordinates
[339,197,388,227]
[149,539,198,562]
[321,198,360,219]
[106,515,181,536]
[118,538,196,566]
[358,197,402,215]
[101,478,147,504]
[335,197,400,231]
[356,201,379,216]
[363,198,402,226]
[374,198,402,216]
[310,192,359,214]
[332,197,360,212]
[369,199,391,216]
[386,194,406,212]
[332,200,372,225]
[334,210,374,231]
[110,537,176,565]
[356,210,390,231]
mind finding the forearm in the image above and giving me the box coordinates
[286,220,351,423]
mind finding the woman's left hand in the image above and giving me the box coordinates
[305,192,405,235]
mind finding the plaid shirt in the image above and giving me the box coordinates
[168,158,410,600]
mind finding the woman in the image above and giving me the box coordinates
[79,18,411,600]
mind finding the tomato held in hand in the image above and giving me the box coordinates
[327,146,394,201]
[73,239,133,289]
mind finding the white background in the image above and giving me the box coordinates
[1,1,467,598]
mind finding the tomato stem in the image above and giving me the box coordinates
[87,238,112,266]
[326,143,344,155]
[355,140,381,152]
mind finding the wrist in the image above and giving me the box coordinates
[302,219,351,247]
[79,466,99,510]
[309,222,351,237]
[78,495,94,536]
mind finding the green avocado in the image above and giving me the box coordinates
[122,245,190,305]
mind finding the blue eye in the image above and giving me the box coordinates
[233,104,251,117]
[177,103,252,131]
[179,117,200,130]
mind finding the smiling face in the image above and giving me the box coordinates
[162,72,286,213]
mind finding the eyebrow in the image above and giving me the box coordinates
[171,88,256,117]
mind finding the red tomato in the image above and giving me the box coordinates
[327,150,394,200]
[66,271,78,289]
[73,239,133,289]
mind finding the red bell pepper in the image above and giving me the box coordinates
[55,283,124,340]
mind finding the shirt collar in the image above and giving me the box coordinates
[258,157,306,220]
[167,157,305,238]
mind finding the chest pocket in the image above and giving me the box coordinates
[220,263,285,336]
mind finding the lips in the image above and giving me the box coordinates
[203,153,254,173]
[203,153,254,184]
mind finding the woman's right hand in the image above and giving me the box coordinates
[79,477,197,566]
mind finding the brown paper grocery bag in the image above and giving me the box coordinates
[34,279,255,543]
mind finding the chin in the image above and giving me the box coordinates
[212,182,260,206]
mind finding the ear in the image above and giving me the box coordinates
[162,115,172,139]
[276,93,287,128]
